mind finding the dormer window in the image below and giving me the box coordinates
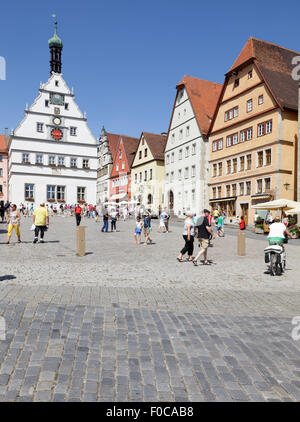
[37,123,44,133]
[55,80,59,87]
[234,78,239,87]
[64,103,69,110]
[70,127,77,136]
[45,100,49,107]
[248,70,253,79]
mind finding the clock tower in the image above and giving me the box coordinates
[48,20,63,74]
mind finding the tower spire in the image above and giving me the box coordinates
[48,14,63,74]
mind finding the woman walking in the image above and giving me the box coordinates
[7,204,21,244]
[134,216,143,245]
[177,212,195,262]
[75,203,82,226]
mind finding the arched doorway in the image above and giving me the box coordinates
[169,190,174,210]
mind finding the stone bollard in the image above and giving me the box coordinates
[76,226,86,256]
[237,230,246,256]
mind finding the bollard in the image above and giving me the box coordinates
[76,226,86,256]
[237,230,246,256]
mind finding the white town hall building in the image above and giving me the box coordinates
[8,21,97,207]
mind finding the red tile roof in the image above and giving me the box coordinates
[142,132,167,161]
[106,133,120,159]
[228,37,300,111]
[176,76,222,135]
[119,136,140,169]
[0,135,8,153]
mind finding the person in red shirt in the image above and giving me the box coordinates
[75,204,82,226]
[240,216,246,230]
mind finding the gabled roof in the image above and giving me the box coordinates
[0,135,8,153]
[142,132,168,161]
[106,133,120,159]
[176,76,222,135]
[114,135,139,170]
[227,37,300,111]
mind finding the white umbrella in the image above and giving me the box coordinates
[252,199,300,211]
[286,207,300,215]
[120,201,128,205]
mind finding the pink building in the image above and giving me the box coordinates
[0,135,8,202]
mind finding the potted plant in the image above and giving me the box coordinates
[289,226,299,239]
[255,216,265,234]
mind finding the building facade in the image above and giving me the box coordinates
[131,132,167,212]
[109,135,139,202]
[164,76,221,217]
[0,134,8,202]
[208,37,299,225]
[96,128,119,205]
[8,22,97,207]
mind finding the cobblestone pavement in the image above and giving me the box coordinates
[0,216,300,402]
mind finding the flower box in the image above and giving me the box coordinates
[71,165,77,169]
[35,163,43,166]
[57,165,66,168]
[47,198,55,203]
[57,199,65,203]
[49,164,56,167]
[25,197,34,202]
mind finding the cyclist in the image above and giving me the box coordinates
[268,216,292,247]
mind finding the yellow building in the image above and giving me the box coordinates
[208,37,299,225]
[131,132,167,213]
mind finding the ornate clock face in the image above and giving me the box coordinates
[50,93,64,106]
[53,117,61,126]
[51,128,63,140]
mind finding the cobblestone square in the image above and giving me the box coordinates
[0,216,300,401]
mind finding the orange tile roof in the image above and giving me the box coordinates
[176,76,222,135]
[119,136,140,169]
[228,37,300,110]
[0,135,8,153]
[142,132,167,161]
[106,133,120,159]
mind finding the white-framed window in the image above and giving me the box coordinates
[178,169,182,180]
[266,120,272,134]
[70,127,77,136]
[119,150,122,159]
[247,127,253,140]
[121,161,125,170]
[186,126,190,137]
[192,143,196,155]
[25,183,34,199]
[233,133,238,145]
[179,129,183,140]
[185,146,189,157]
[240,130,246,142]
[239,182,245,196]
[0,169,2,177]
[247,99,253,112]
[179,149,182,160]
[47,185,56,200]
[226,135,232,147]
[178,112,180,119]
[139,172,142,182]
[150,169,152,180]
[191,165,196,177]
[171,153,174,163]
[22,153,29,163]
[58,156,65,166]
[184,167,189,179]
[36,154,43,164]
[145,170,148,181]
[70,157,77,167]
[135,173,137,183]
[166,173,169,183]
[233,106,239,118]
[218,139,223,149]
[192,189,195,203]
[77,187,86,201]
[258,95,264,105]
[83,159,89,168]
[171,133,175,143]
[212,141,218,152]
[57,186,65,201]
[170,171,174,182]
[229,109,233,119]
[258,123,265,137]
[225,111,229,121]
[37,122,44,133]
[166,154,170,165]
[49,155,56,165]
[116,164,119,171]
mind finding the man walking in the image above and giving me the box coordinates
[33,202,49,244]
[193,209,215,266]
[101,211,109,233]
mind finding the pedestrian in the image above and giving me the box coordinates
[101,211,109,232]
[110,208,117,232]
[161,209,170,233]
[177,211,195,262]
[33,202,49,244]
[0,201,5,223]
[134,216,143,245]
[158,213,166,232]
[213,208,219,224]
[6,204,21,244]
[239,216,246,230]
[192,209,215,266]
[75,203,82,226]
[95,206,99,223]
[216,214,224,237]
[143,211,152,244]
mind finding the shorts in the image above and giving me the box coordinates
[217,225,223,231]
[135,229,141,235]
[144,227,150,235]
[8,224,20,237]
[268,237,284,246]
[198,238,209,249]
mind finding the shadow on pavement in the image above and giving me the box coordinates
[0,275,16,281]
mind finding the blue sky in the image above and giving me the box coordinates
[1,0,300,139]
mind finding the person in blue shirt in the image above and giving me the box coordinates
[143,212,152,244]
